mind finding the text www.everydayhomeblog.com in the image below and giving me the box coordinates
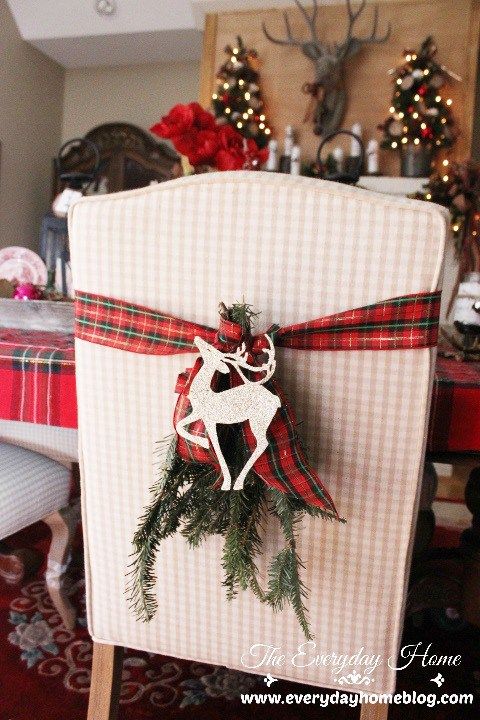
[240,690,474,708]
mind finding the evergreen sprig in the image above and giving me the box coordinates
[127,302,344,639]
[221,479,267,602]
[127,451,341,638]
[267,489,313,640]
[127,443,218,621]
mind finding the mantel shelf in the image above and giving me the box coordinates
[358,176,428,196]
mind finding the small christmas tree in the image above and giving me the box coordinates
[380,36,456,154]
[212,36,272,149]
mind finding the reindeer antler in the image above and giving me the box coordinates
[223,336,276,385]
[337,0,391,58]
[293,0,319,41]
[262,0,321,50]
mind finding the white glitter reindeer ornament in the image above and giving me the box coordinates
[175,336,280,490]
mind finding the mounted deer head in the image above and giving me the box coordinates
[262,0,391,136]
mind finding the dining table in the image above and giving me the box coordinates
[1,326,480,454]
[1,324,480,625]
[0,327,77,468]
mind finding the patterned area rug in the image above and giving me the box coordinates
[1,523,479,720]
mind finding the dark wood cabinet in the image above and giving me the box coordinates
[53,123,181,198]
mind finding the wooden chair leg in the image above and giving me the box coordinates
[88,642,124,720]
[360,703,389,720]
[43,499,80,630]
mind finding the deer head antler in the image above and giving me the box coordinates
[223,336,276,385]
[262,0,328,59]
[262,0,390,61]
[336,0,391,59]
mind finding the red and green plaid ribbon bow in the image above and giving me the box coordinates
[75,290,441,517]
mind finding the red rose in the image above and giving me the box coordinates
[150,103,195,139]
[215,125,267,171]
[243,139,269,170]
[150,102,216,140]
[150,102,267,172]
[190,102,216,131]
[215,125,246,170]
[175,128,220,167]
[216,148,245,171]
[217,124,244,150]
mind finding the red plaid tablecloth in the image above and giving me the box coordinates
[1,328,479,453]
[0,328,76,429]
[428,354,480,453]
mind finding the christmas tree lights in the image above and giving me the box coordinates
[416,160,480,254]
[212,36,272,149]
[380,36,457,155]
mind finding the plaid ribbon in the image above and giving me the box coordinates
[75,290,441,515]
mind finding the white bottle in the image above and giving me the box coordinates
[284,125,294,156]
[333,146,344,173]
[351,123,362,157]
[366,139,379,175]
[280,125,294,173]
[290,145,301,176]
[265,139,278,172]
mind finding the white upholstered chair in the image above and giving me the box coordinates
[69,172,448,720]
[0,442,80,628]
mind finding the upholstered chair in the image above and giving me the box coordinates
[69,172,448,720]
[0,442,80,628]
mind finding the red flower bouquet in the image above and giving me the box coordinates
[150,102,268,172]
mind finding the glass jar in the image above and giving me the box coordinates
[400,143,433,178]
[453,272,480,347]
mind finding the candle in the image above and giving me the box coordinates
[366,139,379,174]
[333,146,344,172]
[290,145,301,176]
[351,123,362,156]
[279,127,294,173]
[284,125,294,157]
[265,139,278,171]
[54,257,63,294]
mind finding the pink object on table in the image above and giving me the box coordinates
[0,246,48,286]
[13,283,43,300]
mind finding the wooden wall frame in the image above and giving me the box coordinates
[199,14,218,108]
[199,0,480,173]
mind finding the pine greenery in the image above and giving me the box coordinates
[127,302,345,639]
[127,442,342,639]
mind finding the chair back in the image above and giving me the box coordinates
[69,172,447,693]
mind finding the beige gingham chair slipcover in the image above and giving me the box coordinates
[69,172,448,694]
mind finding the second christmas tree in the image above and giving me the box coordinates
[380,36,457,175]
[212,36,272,149]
